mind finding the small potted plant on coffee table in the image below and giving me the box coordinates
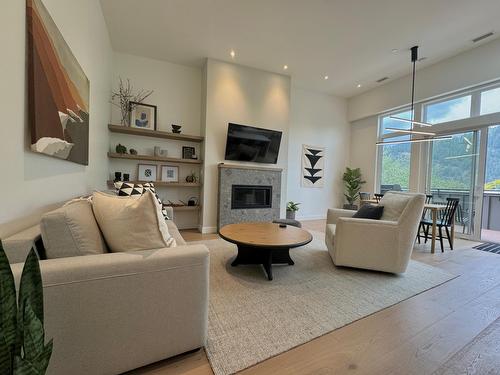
[286,201,300,220]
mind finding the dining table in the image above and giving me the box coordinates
[360,199,452,254]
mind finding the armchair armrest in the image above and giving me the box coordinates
[326,208,355,224]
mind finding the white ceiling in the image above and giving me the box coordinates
[100,0,500,98]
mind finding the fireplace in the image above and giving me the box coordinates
[231,185,272,209]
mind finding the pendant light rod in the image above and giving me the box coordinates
[384,127,436,136]
[410,45,418,122]
[376,135,452,146]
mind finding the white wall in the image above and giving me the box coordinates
[201,59,291,233]
[0,0,112,236]
[110,53,202,228]
[287,87,350,219]
[349,116,379,193]
[348,37,500,122]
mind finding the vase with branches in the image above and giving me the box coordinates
[342,167,366,210]
[111,77,153,126]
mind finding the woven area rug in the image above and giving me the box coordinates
[194,231,456,375]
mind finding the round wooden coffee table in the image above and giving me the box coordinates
[219,222,313,281]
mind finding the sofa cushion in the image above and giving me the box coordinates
[41,198,107,259]
[166,220,187,246]
[352,204,384,220]
[379,193,410,222]
[114,181,170,220]
[92,191,176,252]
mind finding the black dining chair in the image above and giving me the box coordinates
[417,194,433,244]
[419,198,459,252]
[359,192,371,201]
[374,193,384,203]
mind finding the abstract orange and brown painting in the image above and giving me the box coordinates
[27,0,90,165]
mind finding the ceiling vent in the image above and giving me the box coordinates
[472,32,494,43]
[376,76,389,83]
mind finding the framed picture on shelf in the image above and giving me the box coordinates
[137,164,157,182]
[129,102,157,130]
[182,146,196,159]
[160,165,179,183]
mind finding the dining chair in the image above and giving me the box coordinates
[359,192,371,201]
[416,194,433,244]
[374,193,384,203]
[419,198,459,252]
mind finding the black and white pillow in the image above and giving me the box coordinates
[114,182,170,220]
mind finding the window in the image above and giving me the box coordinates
[485,125,500,191]
[480,87,500,116]
[425,95,471,124]
[378,110,412,191]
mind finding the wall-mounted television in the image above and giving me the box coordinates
[224,123,282,164]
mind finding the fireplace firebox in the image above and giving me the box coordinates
[231,185,272,209]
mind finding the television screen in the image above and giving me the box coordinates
[224,123,282,164]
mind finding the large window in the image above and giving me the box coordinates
[378,110,412,191]
[485,125,500,190]
[425,95,472,124]
[480,87,500,116]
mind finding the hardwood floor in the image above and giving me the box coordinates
[129,220,500,375]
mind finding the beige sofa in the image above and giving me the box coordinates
[326,192,425,273]
[2,206,209,375]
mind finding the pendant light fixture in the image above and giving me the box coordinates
[377,46,451,146]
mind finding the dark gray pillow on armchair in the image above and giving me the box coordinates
[352,204,384,220]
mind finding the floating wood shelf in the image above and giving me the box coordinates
[169,205,201,212]
[108,124,204,143]
[108,152,202,165]
[107,180,201,188]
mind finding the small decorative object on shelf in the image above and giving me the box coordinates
[286,201,300,220]
[171,124,182,134]
[185,171,198,183]
[114,172,122,182]
[116,143,127,154]
[160,165,179,183]
[182,146,196,159]
[154,146,168,157]
[130,102,157,130]
[111,77,153,126]
[123,173,130,182]
[129,148,138,155]
[137,164,157,182]
[164,200,184,207]
[188,197,198,206]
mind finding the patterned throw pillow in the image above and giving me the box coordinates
[114,182,170,220]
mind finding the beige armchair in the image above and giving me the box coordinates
[325,192,425,273]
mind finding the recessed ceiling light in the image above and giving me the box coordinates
[324,75,329,80]
[391,48,399,53]
[230,50,235,59]
[283,65,288,70]
[357,84,362,88]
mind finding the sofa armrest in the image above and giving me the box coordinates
[326,208,355,224]
[10,244,209,375]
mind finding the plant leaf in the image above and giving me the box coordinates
[0,334,12,375]
[0,241,18,352]
[13,356,38,375]
[22,303,45,362]
[31,340,52,375]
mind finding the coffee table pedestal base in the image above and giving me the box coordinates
[231,245,294,281]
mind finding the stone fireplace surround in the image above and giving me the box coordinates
[218,163,282,229]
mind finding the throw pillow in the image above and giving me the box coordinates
[41,198,107,259]
[352,204,384,220]
[92,191,176,252]
[114,181,170,220]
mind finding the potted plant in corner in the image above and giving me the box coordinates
[286,201,300,220]
[342,167,366,210]
[0,241,53,374]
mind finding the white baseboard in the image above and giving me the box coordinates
[201,226,217,234]
[295,214,327,221]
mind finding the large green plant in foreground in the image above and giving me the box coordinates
[343,167,366,206]
[0,241,52,375]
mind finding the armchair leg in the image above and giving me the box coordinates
[438,226,444,252]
